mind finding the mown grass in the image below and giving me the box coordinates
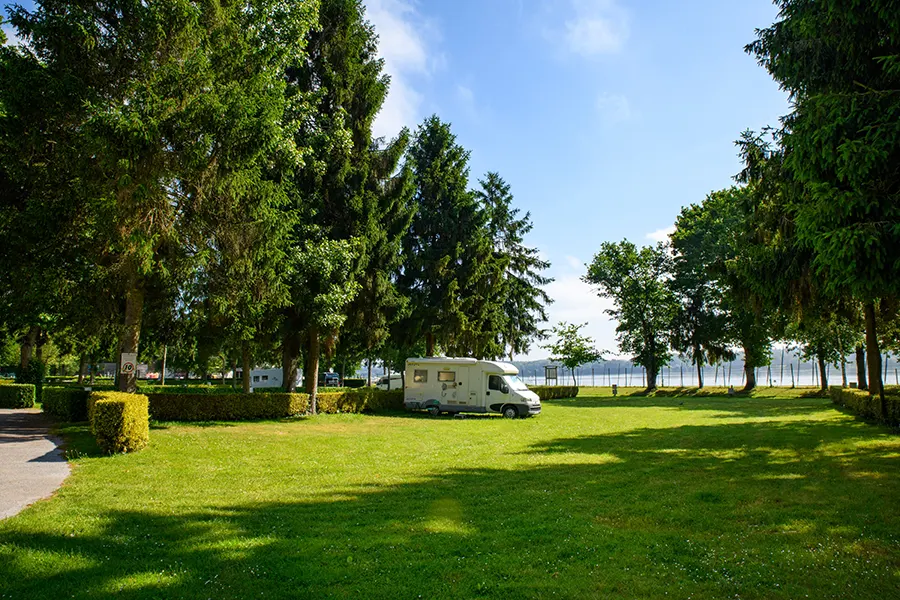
[1,391,899,599]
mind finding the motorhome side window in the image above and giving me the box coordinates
[437,371,456,382]
[488,375,504,391]
[413,370,428,383]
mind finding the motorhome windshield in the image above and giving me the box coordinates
[503,375,529,391]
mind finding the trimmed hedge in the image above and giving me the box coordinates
[139,384,242,395]
[42,387,89,421]
[830,386,900,426]
[529,385,579,400]
[149,392,309,421]
[342,378,366,388]
[0,383,36,408]
[316,389,404,413]
[88,392,150,454]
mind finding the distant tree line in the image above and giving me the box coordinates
[584,0,900,409]
[0,0,552,405]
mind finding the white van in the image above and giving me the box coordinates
[404,357,541,418]
[376,373,403,391]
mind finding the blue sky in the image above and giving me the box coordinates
[363,0,790,358]
[2,1,790,359]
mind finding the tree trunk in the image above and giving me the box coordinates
[426,332,435,357]
[840,355,847,388]
[696,349,704,389]
[817,355,828,391]
[855,345,867,390]
[282,331,300,392]
[864,301,885,413]
[89,353,95,385]
[161,344,167,386]
[77,354,86,385]
[117,279,145,393]
[242,342,251,394]
[18,325,39,372]
[367,358,373,387]
[305,327,320,414]
[35,328,45,363]
[646,365,658,391]
[743,356,756,391]
[231,359,237,389]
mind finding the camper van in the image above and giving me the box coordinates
[404,357,541,418]
[376,373,403,391]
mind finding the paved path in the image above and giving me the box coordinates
[0,409,70,520]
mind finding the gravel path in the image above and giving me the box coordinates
[0,409,70,520]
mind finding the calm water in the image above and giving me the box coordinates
[519,361,897,388]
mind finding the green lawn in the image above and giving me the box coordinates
[2,391,899,599]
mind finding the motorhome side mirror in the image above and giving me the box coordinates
[501,385,509,394]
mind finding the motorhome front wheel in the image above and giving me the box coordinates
[502,405,518,419]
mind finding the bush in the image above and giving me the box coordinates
[88,392,150,454]
[42,387,89,421]
[529,385,579,400]
[342,378,366,388]
[830,386,900,426]
[316,388,404,413]
[16,360,45,402]
[139,384,242,395]
[0,383,36,408]
[149,392,309,421]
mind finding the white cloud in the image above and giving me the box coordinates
[550,0,629,57]
[596,92,632,124]
[364,0,437,139]
[456,84,474,105]
[646,226,676,243]
[516,255,625,361]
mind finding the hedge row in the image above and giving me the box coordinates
[88,391,150,454]
[139,384,241,395]
[529,385,579,400]
[147,388,405,421]
[149,392,309,421]
[830,386,900,426]
[316,389,404,413]
[0,383,35,408]
[42,387,89,421]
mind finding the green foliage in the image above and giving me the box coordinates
[149,393,309,422]
[584,241,677,388]
[88,392,149,454]
[42,387,89,421]
[342,378,366,388]
[476,172,553,359]
[528,385,579,401]
[542,323,602,386]
[138,385,241,396]
[400,115,493,357]
[315,389,404,413]
[830,386,900,426]
[0,383,34,408]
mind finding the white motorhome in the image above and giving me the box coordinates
[404,357,541,418]
[376,373,403,391]
[233,368,301,389]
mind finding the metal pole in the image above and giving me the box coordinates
[592,367,595,386]
[680,365,684,387]
[780,346,785,387]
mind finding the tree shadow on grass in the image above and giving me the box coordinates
[545,395,835,421]
[1,419,898,599]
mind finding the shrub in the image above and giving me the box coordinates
[315,388,404,413]
[88,392,150,454]
[342,378,366,389]
[528,385,579,400]
[0,383,36,408]
[830,386,900,426]
[42,387,89,421]
[139,384,242,395]
[149,392,309,421]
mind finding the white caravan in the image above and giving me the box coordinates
[404,357,541,418]
[376,373,403,391]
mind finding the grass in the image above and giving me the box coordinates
[1,390,899,599]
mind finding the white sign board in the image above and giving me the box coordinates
[120,353,137,375]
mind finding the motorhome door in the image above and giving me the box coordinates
[486,374,510,408]
[437,368,469,408]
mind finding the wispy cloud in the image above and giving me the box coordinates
[596,92,632,124]
[646,226,675,243]
[547,0,629,57]
[364,0,439,139]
